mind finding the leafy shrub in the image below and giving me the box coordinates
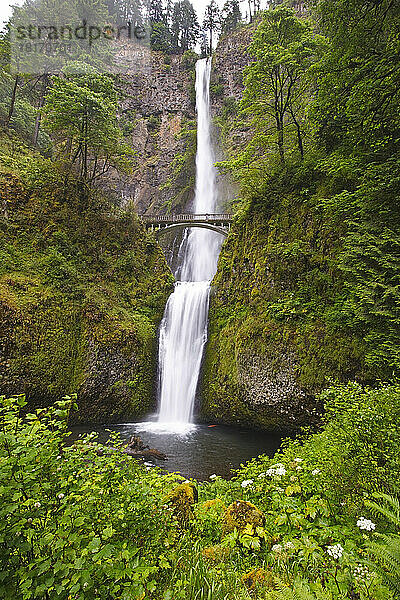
[0,395,179,599]
[1,383,399,599]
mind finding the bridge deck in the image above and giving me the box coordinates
[140,213,232,225]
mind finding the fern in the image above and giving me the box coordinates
[365,493,400,596]
[365,492,400,528]
[264,578,338,600]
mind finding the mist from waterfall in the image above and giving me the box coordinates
[154,57,223,433]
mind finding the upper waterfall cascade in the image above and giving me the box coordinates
[155,58,223,432]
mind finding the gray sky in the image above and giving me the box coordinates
[0,0,225,29]
[1,1,23,28]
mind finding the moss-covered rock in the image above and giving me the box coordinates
[241,568,276,592]
[0,143,174,422]
[202,543,231,563]
[166,482,198,524]
[222,500,265,534]
[202,190,371,430]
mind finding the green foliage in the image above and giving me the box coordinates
[43,66,134,184]
[181,49,198,70]
[197,383,400,599]
[0,395,182,599]
[159,118,197,210]
[221,0,242,35]
[366,493,400,596]
[171,0,200,53]
[227,7,325,175]
[0,140,173,419]
[151,22,173,53]
[203,0,221,54]
[208,0,400,404]
[1,383,399,599]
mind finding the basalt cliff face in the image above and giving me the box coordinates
[108,50,198,215]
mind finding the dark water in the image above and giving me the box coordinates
[70,419,289,480]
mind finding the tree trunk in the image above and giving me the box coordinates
[33,78,48,147]
[277,120,285,165]
[33,113,41,146]
[6,75,20,128]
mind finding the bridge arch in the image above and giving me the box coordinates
[154,222,229,238]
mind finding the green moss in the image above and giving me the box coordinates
[222,500,265,534]
[0,133,173,421]
[181,50,198,70]
[203,178,373,429]
[166,483,198,525]
[159,118,197,211]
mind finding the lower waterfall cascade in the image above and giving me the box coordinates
[153,57,223,433]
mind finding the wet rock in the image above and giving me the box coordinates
[125,435,167,461]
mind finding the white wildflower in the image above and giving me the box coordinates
[353,564,373,583]
[266,464,287,477]
[209,474,217,480]
[296,466,302,471]
[284,541,295,550]
[311,469,321,475]
[34,502,41,509]
[294,458,303,463]
[271,544,282,553]
[241,479,253,488]
[327,543,344,560]
[58,493,65,500]
[357,517,376,531]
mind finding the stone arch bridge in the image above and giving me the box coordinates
[140,213,232,238]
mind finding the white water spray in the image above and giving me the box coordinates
[154,58,222,433]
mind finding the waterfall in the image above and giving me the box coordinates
[155,58,222,432]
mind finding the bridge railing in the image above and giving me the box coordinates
[140,213,232,223]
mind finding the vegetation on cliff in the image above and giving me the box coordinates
[0,122,172,420]
[204,0,400,427]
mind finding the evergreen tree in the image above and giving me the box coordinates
[149,0,164,24]
[200,28,209,57]
[203,0,221,52]
[171,0,199,53]
[221,0,241,34]
[164,0,173,26]
[151,21,172,51]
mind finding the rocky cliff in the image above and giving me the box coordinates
[108,50,198,215]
